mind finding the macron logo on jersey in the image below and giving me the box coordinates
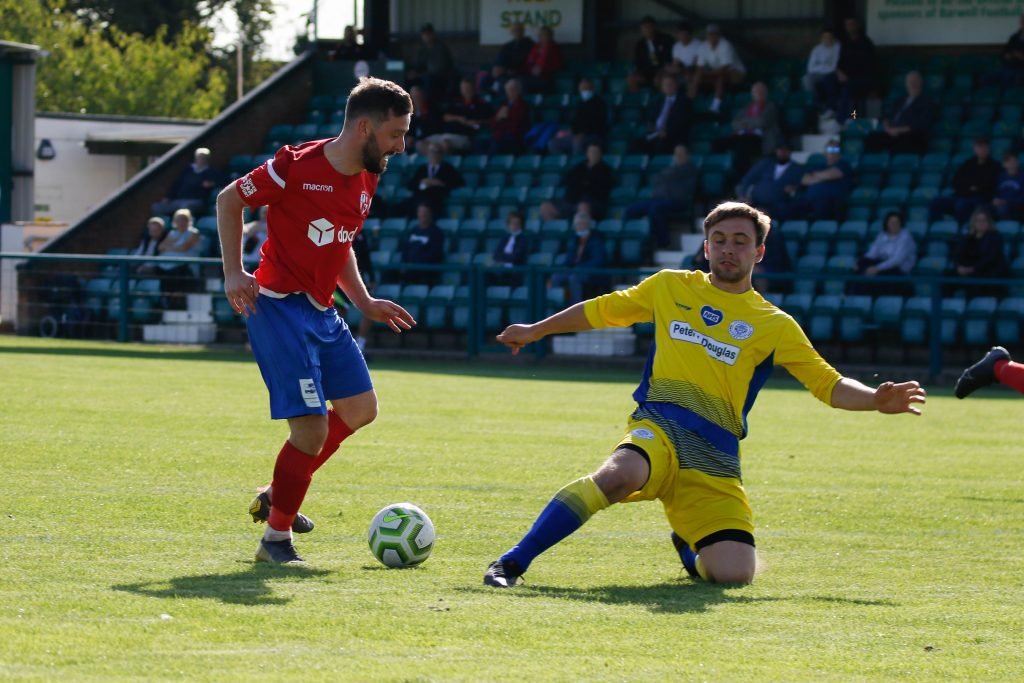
[307,218,358,247]
[303,183,334,192]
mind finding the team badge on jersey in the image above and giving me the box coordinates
[631,428,655,440]
[728,320,754,340]
[359,190,371,216]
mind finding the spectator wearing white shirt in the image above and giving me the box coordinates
[666,22,703,79]
[687,24,745,112]
[803,29,840,111]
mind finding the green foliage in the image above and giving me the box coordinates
[1,336,1023,680]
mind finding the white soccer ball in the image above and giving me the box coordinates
[367,502,435,568]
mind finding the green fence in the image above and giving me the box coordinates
[2,252,1018,378]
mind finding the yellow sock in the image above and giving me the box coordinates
[553,476,610,522]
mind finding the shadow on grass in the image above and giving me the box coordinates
[460,580,898,614]
[112,563,331,606]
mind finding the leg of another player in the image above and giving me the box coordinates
[486,448,649,586]
[692,541,757,585]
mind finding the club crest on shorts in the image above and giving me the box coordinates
[359,191,371,216]
[728,320,754,340]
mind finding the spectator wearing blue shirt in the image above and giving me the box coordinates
[152,148,223,217]
[993,151,1024,220]
[735,141,804,219]
[785,141,852,220]
[849,210,917,296]
[401,204,446,286]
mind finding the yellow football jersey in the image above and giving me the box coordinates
[584,269,842,478]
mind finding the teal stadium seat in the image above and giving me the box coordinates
[996,297,1024,345]
[963,297,998,346]
[808,294,841,341]
[838,295,873,341]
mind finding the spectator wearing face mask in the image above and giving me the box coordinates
[550,211,608,304]
[547,77,609,155]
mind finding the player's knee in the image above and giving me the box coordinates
[290,418,329,455]
[347,395,379,430]
[708,564,755,585]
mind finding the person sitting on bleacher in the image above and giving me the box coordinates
[929,137,1001,225]
[156,208,203,309]
[482,22,534,96]
[987,14,1024,87]
[484,78,530,154]
[400,203,446,286]
[947,205,1010,299]
[849,210,917,296]
[634,74,692,155]
[406,142,464,217]
[633,15,674,86]
[151,147,223,218]
[821,17,876,121]
[666,22,703,81]
[423,77,493,154]
[712,80,782,173]
[490,210,530,286]
[864,71,934,155]
[407,85,444,152]
[736,141,803,220]
[625,144,698,248]
[802,28,840,111]
[523,26,564,94]
[540,144,616,221]
[547,77,609,155]
[407,23,457,99]
[785,140,852,220]
[686,24,745,114]
[132,216,168,276]
[551,211,608,304]
[993,150,1024,220]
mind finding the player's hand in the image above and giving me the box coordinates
[496,324,540,355]
[873,380,927,416]
[363,297,415,333]
[224,270,258,317]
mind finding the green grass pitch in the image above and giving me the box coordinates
[1,336,1021,681]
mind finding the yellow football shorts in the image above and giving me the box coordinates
[616,416,754,548]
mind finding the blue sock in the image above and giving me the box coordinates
[502,476,609,573]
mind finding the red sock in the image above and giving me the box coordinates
[267,441,315,531]
[309,410,354,474]
[994,359,1024,394]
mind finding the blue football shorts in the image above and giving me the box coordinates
[245,293,373,419]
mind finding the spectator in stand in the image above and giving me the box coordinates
[849,210,917,296]
[422,77,493,154]
[483,22,534,95]
[548,77,609,155]
[407,85,443,151]
[987,14,1024,87]
[551,211,608,304]
[822,17,876,121]
[491,210,530,285]
[786,140,852,220]
[132,216,168,276]
[350,226,376,354]
[625,144,698,248]
[541,143,616,221]
[992,150,1024,220]
[329,25,365,61]
[152,147,223,217]
[712,80,781,173]
[634,74,692,154]
[947,205,1009,298]
[242,205,269,271]
[864,71,934,154]
[929,137,1001,224]
[736,141,804,220]
[523,26,564,93]
[752,221,793,294]
[666,22,703,80]
[156,208,203,309]
[484,78,530,153]
[633,15,674,85]
[406,142,464,217]
[802,29,840,111]
[400,203,446,286]
[407,23,456,98]
[687,24,745,113]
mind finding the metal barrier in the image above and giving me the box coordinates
[1,251,1017,378]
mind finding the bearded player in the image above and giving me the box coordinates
[217,77,416,564]
[484,201,927,587]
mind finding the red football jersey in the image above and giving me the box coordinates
[235,139,378,308]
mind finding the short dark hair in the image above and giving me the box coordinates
[345,77,413,125]
[703,201,772,246]
[506,210,523,224]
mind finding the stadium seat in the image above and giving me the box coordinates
[808,294,841,341]
[793,254,825,295]
[872,295,904,330]
[928,219,959,242]
[780,292,812,325]
[900,296,933,344]
[838,295,873,342]
[995,297,1024,345]
[963,297,998,346]
[837,220,868,242]
[781,220,809,241]
[912,255,948,296]
[809,220,839,240]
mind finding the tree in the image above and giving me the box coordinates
[1,0,228,118]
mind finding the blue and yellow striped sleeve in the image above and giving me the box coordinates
[583,273,660,329]
[774,317,843,404]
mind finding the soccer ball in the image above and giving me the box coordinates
[367,502,435,568]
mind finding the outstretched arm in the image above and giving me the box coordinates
[830,377,927,415]
[496,302,593,355]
